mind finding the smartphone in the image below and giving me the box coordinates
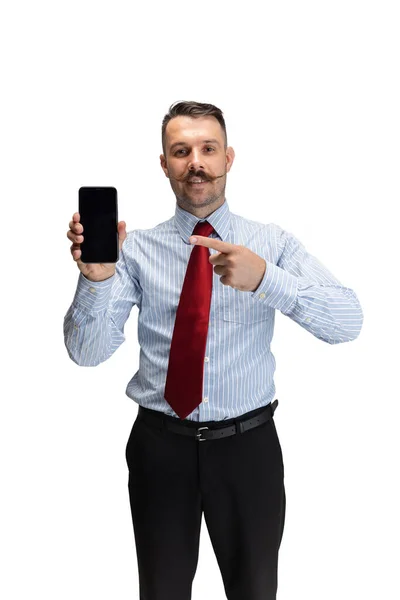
[78,187,118,263]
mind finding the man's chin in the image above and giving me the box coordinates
[182,195,215,206]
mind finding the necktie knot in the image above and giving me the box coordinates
[192,220,215,238]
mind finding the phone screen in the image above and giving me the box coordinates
[78,187,118,263]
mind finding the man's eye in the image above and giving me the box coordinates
[174,147,215,156]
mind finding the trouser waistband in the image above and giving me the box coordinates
[137,399,279,442]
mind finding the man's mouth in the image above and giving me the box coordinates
[187,178,208,185]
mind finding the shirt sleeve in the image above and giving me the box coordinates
[251,226,363,344]
[63,232,142,365]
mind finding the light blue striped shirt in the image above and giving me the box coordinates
[63,198,363,421]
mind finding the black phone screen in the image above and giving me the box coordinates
[78,187,118,263]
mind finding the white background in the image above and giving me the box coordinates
[1,1,399,598]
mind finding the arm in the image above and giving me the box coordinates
[63,232,142,365]
[251,226,363,344]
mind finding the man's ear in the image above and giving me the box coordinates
[226,146,235,173]
[160,154,169,178]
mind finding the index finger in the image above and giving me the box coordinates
[69,213,81,230]
[189,235,234,253]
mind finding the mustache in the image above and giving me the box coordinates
[169,171,226,183]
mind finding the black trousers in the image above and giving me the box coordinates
[125,402,286,600]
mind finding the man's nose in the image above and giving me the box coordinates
[188,148,205,170]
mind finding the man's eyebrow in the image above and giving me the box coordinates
[169,139,221,152]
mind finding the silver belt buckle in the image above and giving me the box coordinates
[196,426,209,442]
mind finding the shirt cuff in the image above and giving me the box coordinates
[72,272,115,313]
[250,261,298,314]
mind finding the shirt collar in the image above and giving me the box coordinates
[174,198,232,244]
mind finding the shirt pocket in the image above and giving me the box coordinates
[222,286,268,323]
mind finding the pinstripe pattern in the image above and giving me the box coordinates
[63,199,363,421]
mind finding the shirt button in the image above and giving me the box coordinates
[259,292,266,299]
[74,325,79,330]
[204,356,209,362]
[203,397,209,403]
[89,287,96,293]
[306,318,311,323]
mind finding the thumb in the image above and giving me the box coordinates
[118,221,127,250]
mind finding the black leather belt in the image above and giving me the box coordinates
[138,399,279,442]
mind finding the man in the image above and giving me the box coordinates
[64,100,363,600]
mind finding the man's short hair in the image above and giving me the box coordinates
[161,100,227,155]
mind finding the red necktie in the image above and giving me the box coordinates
[164,220,215,419]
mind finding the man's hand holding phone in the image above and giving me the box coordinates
[67,212,127,282]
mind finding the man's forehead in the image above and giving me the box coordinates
[166,115,223,145]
